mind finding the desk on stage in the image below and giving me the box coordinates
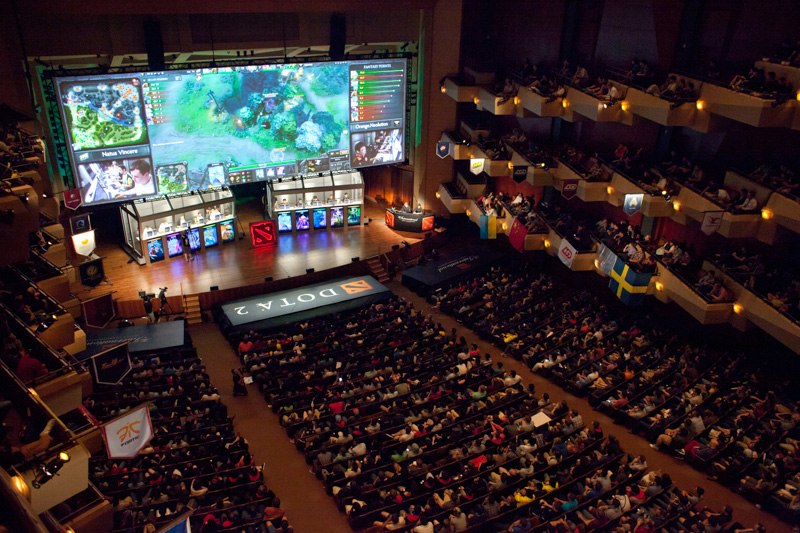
[385,209,434,232]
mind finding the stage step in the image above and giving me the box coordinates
[184,295,203,325]
[366,255,391,284]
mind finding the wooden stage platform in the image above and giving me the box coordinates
[71,201,429,301]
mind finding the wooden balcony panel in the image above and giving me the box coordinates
[565,87,623,122]
[765,192,800,234]
[625,87,707,130]
[476,87,517,115]
[459,120,490,143]
[577,180,610,203]
[699,81,796,128]
[517,88,564,117]
[656,266,731,324]
[442,77,478,103]
[724,170,773,207]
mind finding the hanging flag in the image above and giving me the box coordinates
[561,179,579,200]
[596,243,617,275]
[608,259,653,306]
[64,189,82,210]
[91,342,132,384]
[558,239,577,267]
[507,217,528,253]
[700,211,724,235]
[155,511,194,533]
[623,193,644,216]
[436,141,452,159]
[100,403,154,459]
[79,258,105,287]
[469,158,485,175]
[512,165,528,183]
[72,229,96,256]
[479,215,497,239]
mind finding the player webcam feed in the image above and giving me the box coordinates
[55,59,407,206]
[147,239,165,263]
[76,158,156,204]
[350,128,403,167]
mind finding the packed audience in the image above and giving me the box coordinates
[83,339,293,533]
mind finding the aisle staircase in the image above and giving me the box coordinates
[184,295,203,325]
[366,255,391,283]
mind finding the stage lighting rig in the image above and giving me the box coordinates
[32,451,70,488]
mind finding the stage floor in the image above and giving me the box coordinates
[71,201,427,300]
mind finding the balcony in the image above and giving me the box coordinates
[671,185,762,239]
[607,173,675,217]
[713,261,800,354]
[474,86,518,115]
[439,131,473,160]
[505,144,555,187]
[763,191,800,234]
[516,86,565,117]
[562,84,635,124]
[687,75,797,128]
[437,183,471,214]
[469,145,511,178]
[550,162,609,203]
[624,86,710,132]
[459,120,490,144]
[543,228,596,271]
[652,265,732,324]
[440,76,479,103]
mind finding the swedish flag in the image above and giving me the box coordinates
[608,257,653,306]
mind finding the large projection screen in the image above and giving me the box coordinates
[54,59,407,206]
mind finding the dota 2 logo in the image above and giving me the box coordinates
[233,279,374,315]
[250,221,276,249]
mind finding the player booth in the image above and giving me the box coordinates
[267,170,364,233]
[120,188,236,264]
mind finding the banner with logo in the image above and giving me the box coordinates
[436,141,452,159]
[82,292,116,328]
[469,158,485,175]
[155,511,194,533]
[508,218,528,253]
[512,166,528,183]
[91,342,132,385]
[79,258,105,287]
[623,193,644,216]
[101,403,154,459]
[250,220,277,249]
[479,214,497,239]
[558,239,577,268]
[609,259,652,306]
[596,243,617,275]
[72,229,96,257]
[64,189,82,210]
[701,211,724,235]
[222,276,390,326]
[561,179,579,200]
[69,214,91,234]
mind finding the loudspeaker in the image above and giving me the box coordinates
[264,277,273,283]
[391,244,400,250]
[143,17,165,71]
[330,13,346,61]
[210,286,219,291]
[306,268,315,274]
[351,257,360,262]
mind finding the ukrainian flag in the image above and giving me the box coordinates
[608,257,653,306]
[479,215,497,239]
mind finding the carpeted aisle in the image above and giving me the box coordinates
[189,323,353,533]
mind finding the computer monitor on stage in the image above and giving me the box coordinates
[220,220,235,243]
[312,208,327,229]
[277,211,292,233]
[147,238,165,263]
[295,209,310,231]
[203,224,218,247]
[166,232,183,258]
[187,227,201,250]
[330,207,344,228]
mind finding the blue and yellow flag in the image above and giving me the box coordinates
[608,257,652,305]
[479,215,497,239]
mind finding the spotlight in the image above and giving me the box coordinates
[655,281,664,291]
[696,100,705,110]
[733,303,744,314]
[606,186,614,195]
[435,191,441,199]
[440,86,446,93]
[32,451,71,488]
[761,209,773,220]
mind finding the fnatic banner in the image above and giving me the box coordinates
[222,276,390,326]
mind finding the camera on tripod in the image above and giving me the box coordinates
[138,290,156,301]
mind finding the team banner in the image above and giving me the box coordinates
[91,342,132,385]
[469,158,485,175]
[609,259,652,306]
[101,403,154,459]
[63,189,82,210]
[558,239,577,268]
[222,276,390,326]
[623,193,644,216]
[82,292,116,328]
[701,211,724,235]
[436,141,452,159]
[72,229,96,256]
[507,217,528,253]
[561,179,579,200]
[155,511,194,533]
[596,244,617,275]
[512,165,528,183]
[479,215,497,239]
[78,258,105,287]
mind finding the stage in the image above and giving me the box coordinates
[70,200,430,301]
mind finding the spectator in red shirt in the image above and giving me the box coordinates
[15,351,47,383]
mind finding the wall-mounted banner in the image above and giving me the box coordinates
[436,141,452,159]
[558,239,577,267]
[561,179,579,200]
[701,211,724,235]
[101,403,153,459]
[512,166,528,183]
[64,189,82,210]
[72,229,96,256]
[469,158,485,175]
[623,193,644,216]
[78,258,105,287]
